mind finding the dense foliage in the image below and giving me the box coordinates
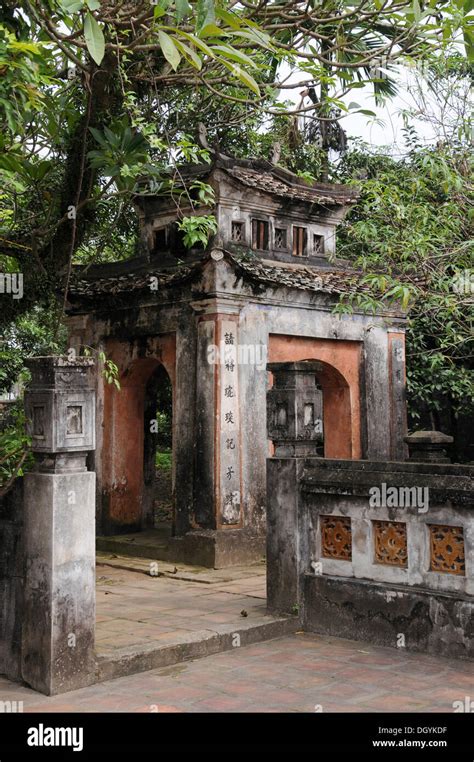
[336,145,473,437]
[1,1,470,327]
[0,1,472,490]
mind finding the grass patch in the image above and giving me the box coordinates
[156,448,172,471]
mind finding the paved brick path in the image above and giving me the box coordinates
[1,632,472,713]
[95,560,267,653]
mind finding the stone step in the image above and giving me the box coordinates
[95,616,299,683]
[96,528,179,563]
[96,527,266,569]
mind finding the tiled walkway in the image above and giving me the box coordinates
[1,557,472,712]
[1,632,472,712]
[95,557,267,652]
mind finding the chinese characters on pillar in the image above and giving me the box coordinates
[220,325,241,525]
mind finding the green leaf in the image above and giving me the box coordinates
[175,0,192,22]
[172,39,203,70]
[215,8,241,29]
[59,0,84,12]
[196,0,215,34]
[89,126,108,147]
[158,30,181,70]
[229,64,260,96]
[103,125,118,145]
[84,12,105,65]
[463,26,474,62]
[173,30,215,58]
[228,29,271,48]
[153,0,170,13]
[86,0,101,10]
[199,23,223,37]
[8,40,43,53]
[212,45,257,68]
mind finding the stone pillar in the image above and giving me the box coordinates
[192,297,244,530]
[266,458,302,614]
[184,290,265,567]
[22,357,96,695]
[267,362,324,456]
[388,331,408,460]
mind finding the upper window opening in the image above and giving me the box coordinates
[231,221,244,242]
[313,234,325,256]
[293,226,307,257]
[251,219,269,250]
[153,227,168,252]
[274,227,287,250]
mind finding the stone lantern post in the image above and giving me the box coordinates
[266,362,324,614]
[267,362,324,456]
[21,357,96,695]
[404,430,453,463]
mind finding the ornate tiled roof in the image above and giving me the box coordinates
[134,156,359,208]
[224,166,358,207]
[68,263,198,298]
[67,251,365,303]
[231,255,362,294]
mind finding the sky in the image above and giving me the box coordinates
[283,55,470,157]
[338,66,458,155]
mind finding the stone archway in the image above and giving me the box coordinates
[100,335,176,533]
[268,334,362,459]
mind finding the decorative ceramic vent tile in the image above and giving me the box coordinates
[313,234,325,255]
[373,520,408,567]
[429,524,465,575]
[321,515,352,560]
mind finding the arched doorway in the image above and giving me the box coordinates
[100,335,176,534]
[314,359,352,459]
[268,334,362,459]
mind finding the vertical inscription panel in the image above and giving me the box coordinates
[66,405,83,435]
[56,391,95,451]
[194,319,216,527]
[33,406,46,437]
[219,319,242,526]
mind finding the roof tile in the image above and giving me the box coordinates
[226,167,357,206]
[68,252,365,302]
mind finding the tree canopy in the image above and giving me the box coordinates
[0,0,472,485]
[1,1,471,321]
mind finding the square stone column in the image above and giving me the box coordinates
[186,289,265,567]
[192,296,244,529]
[22,357,96,695]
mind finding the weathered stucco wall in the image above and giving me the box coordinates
[267,456,474,659]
